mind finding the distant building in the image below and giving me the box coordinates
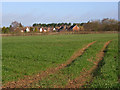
[25,27,30,32]
[44,27,47,32]
[44,29,47,32]
[47,27,51,32]
[68,25,75,31]
[40,28,43,32]
[40,27,47,32]
[58,26,64,32]
[72,25,80,31]
[53,28,56,31]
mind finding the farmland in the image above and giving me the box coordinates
[2,33,119,88]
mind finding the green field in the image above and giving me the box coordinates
[2,33,119,88]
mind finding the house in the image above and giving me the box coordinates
[55,26,59,31]
[72,25,80,31]
[40,27,47,32]
[47,27,51,32]
[25,27,30,32]
[63,25,68,30]
[53,28,56,31]
[68,25,75,31]
[44,27,47,32]
[44,29,47,32]
[58,26,64,32]
[40,28,43,32]
[67,24,80,31]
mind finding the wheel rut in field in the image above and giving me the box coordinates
[3,41,96,88]
[65,40,112,88]
[2,41,96,88]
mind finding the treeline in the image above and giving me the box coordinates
[33,23,72,27]
[1,18,118,33]
[83,18,118,31]
[33,23,84,27]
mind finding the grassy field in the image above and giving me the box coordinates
[2,33,119,88]
[88,39,119,88]
[32,41,105,88]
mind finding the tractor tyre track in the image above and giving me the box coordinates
[65,40,112,88]
[3,41,96,88]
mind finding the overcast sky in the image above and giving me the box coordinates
[2,2,118,27]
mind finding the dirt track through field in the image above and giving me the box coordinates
[3,41,96,88]
[65,40,112,88]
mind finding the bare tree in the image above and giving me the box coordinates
[9,21,23,32]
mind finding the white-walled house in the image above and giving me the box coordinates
[53,28,56,31]
[40,28,43,32]
[44,29,47,32]
[26,27,30,32]
[40,28,47,32]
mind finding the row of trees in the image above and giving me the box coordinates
[33,23,85,27]
[83,18,118,31]
[1,18,119,33]
[1,27,10,33]
[33,23,72,27]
